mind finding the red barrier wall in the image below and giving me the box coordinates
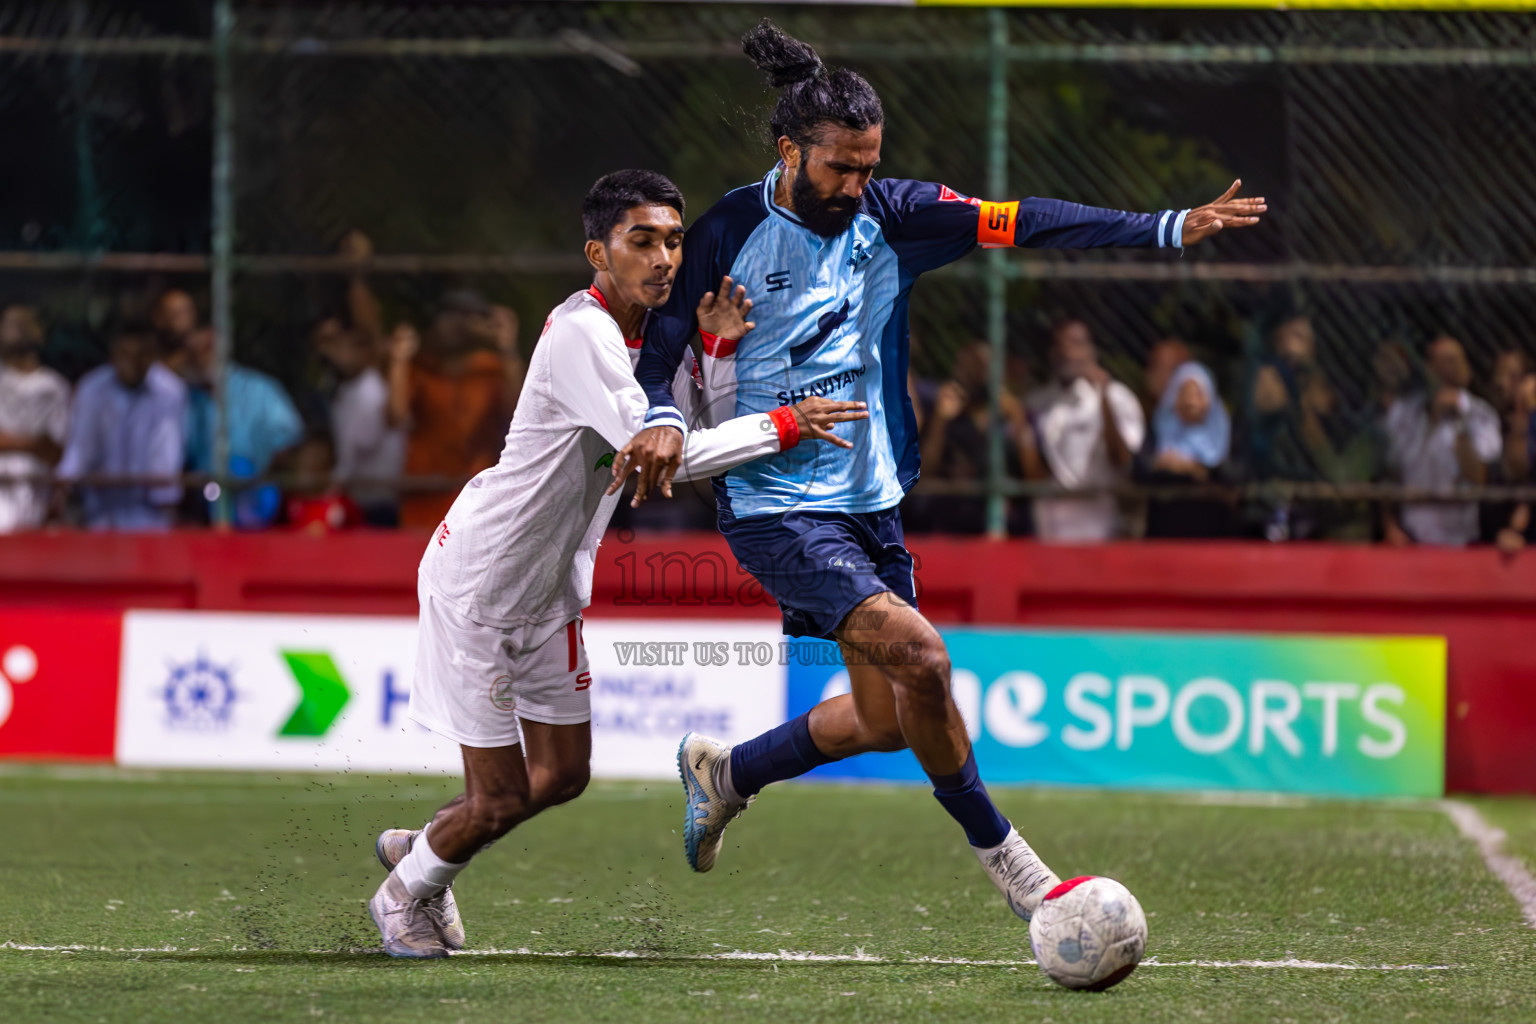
[0,530,1532,793]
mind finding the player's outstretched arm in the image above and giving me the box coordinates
[875,177,1266,275]
[608,397,868,504]
[1179,179,1267,246]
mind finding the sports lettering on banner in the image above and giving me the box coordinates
[7,609,1448,797]
[787,628,1447,797]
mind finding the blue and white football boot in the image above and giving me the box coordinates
[677,732,752,873]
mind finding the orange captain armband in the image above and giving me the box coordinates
[977,200,1020,248]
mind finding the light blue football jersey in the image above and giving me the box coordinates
[639,165,1185,519]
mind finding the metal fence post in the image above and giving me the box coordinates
[985,8,1010,539]
[210,0,235,527]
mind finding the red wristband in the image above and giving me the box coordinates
[768,405,800,451]
[698,330,738,359]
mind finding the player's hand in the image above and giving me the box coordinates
[1181,179,1267,246]
[607,424,684,506]
[695,276,755,342]
[791,397,868,449]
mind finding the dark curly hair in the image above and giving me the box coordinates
[741,19,884,150]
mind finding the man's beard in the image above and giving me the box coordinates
[791,170,860,238]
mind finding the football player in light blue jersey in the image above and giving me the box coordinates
[622,20,1267,919]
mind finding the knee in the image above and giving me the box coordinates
[892,645,951,705]
[533,764,590,810]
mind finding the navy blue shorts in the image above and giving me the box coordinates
[719,506,917,640]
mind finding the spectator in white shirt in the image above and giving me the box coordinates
[1383,334,1501,547]
[1023,318,1145,542]
[317,322,405,526]
[0,306,69,532]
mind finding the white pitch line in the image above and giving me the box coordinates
[0,942,1453,970]
[1443,800,1536,930]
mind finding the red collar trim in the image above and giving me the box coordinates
[587,286,643,349]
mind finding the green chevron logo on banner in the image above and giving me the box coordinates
[278,651,351,737]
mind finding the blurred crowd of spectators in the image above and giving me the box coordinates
[2,243,1534,548]
[904,313,1535,550]
[0,233,525,536]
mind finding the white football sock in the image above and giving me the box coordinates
[395,828,468,900]
[714,750,743,806]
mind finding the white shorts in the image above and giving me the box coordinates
[408,586,591,748]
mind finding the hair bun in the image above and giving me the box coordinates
[741,18,824,88]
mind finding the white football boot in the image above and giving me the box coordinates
[677,732,751,873]
[976,826,1062,923]
[368,872,452,959]
[374,828,466,950]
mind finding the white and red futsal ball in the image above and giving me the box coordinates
[1028,875,1148,991]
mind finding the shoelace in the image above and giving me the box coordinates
[419,897,452,931]
[986,845,1051,901]
[388,895,448,934]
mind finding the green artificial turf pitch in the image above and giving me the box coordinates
[0,767,1532,1023]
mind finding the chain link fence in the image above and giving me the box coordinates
[3,1,1534,538]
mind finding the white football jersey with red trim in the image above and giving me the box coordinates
[418,287,787,648]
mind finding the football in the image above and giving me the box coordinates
[1028,876,1148,991]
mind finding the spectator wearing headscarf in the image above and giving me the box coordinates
[1140,342,1234,538]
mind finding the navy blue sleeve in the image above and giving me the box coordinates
[635,228,716,434]
[638,185,767,430]
[868,178,1187,276]
[1013,197,1179,250]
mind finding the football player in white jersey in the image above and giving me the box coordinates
[366,169,867,958]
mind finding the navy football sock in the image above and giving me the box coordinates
[728,712,835,800]
[928,751,1010,849]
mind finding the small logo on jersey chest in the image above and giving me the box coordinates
[765,270,792,293]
